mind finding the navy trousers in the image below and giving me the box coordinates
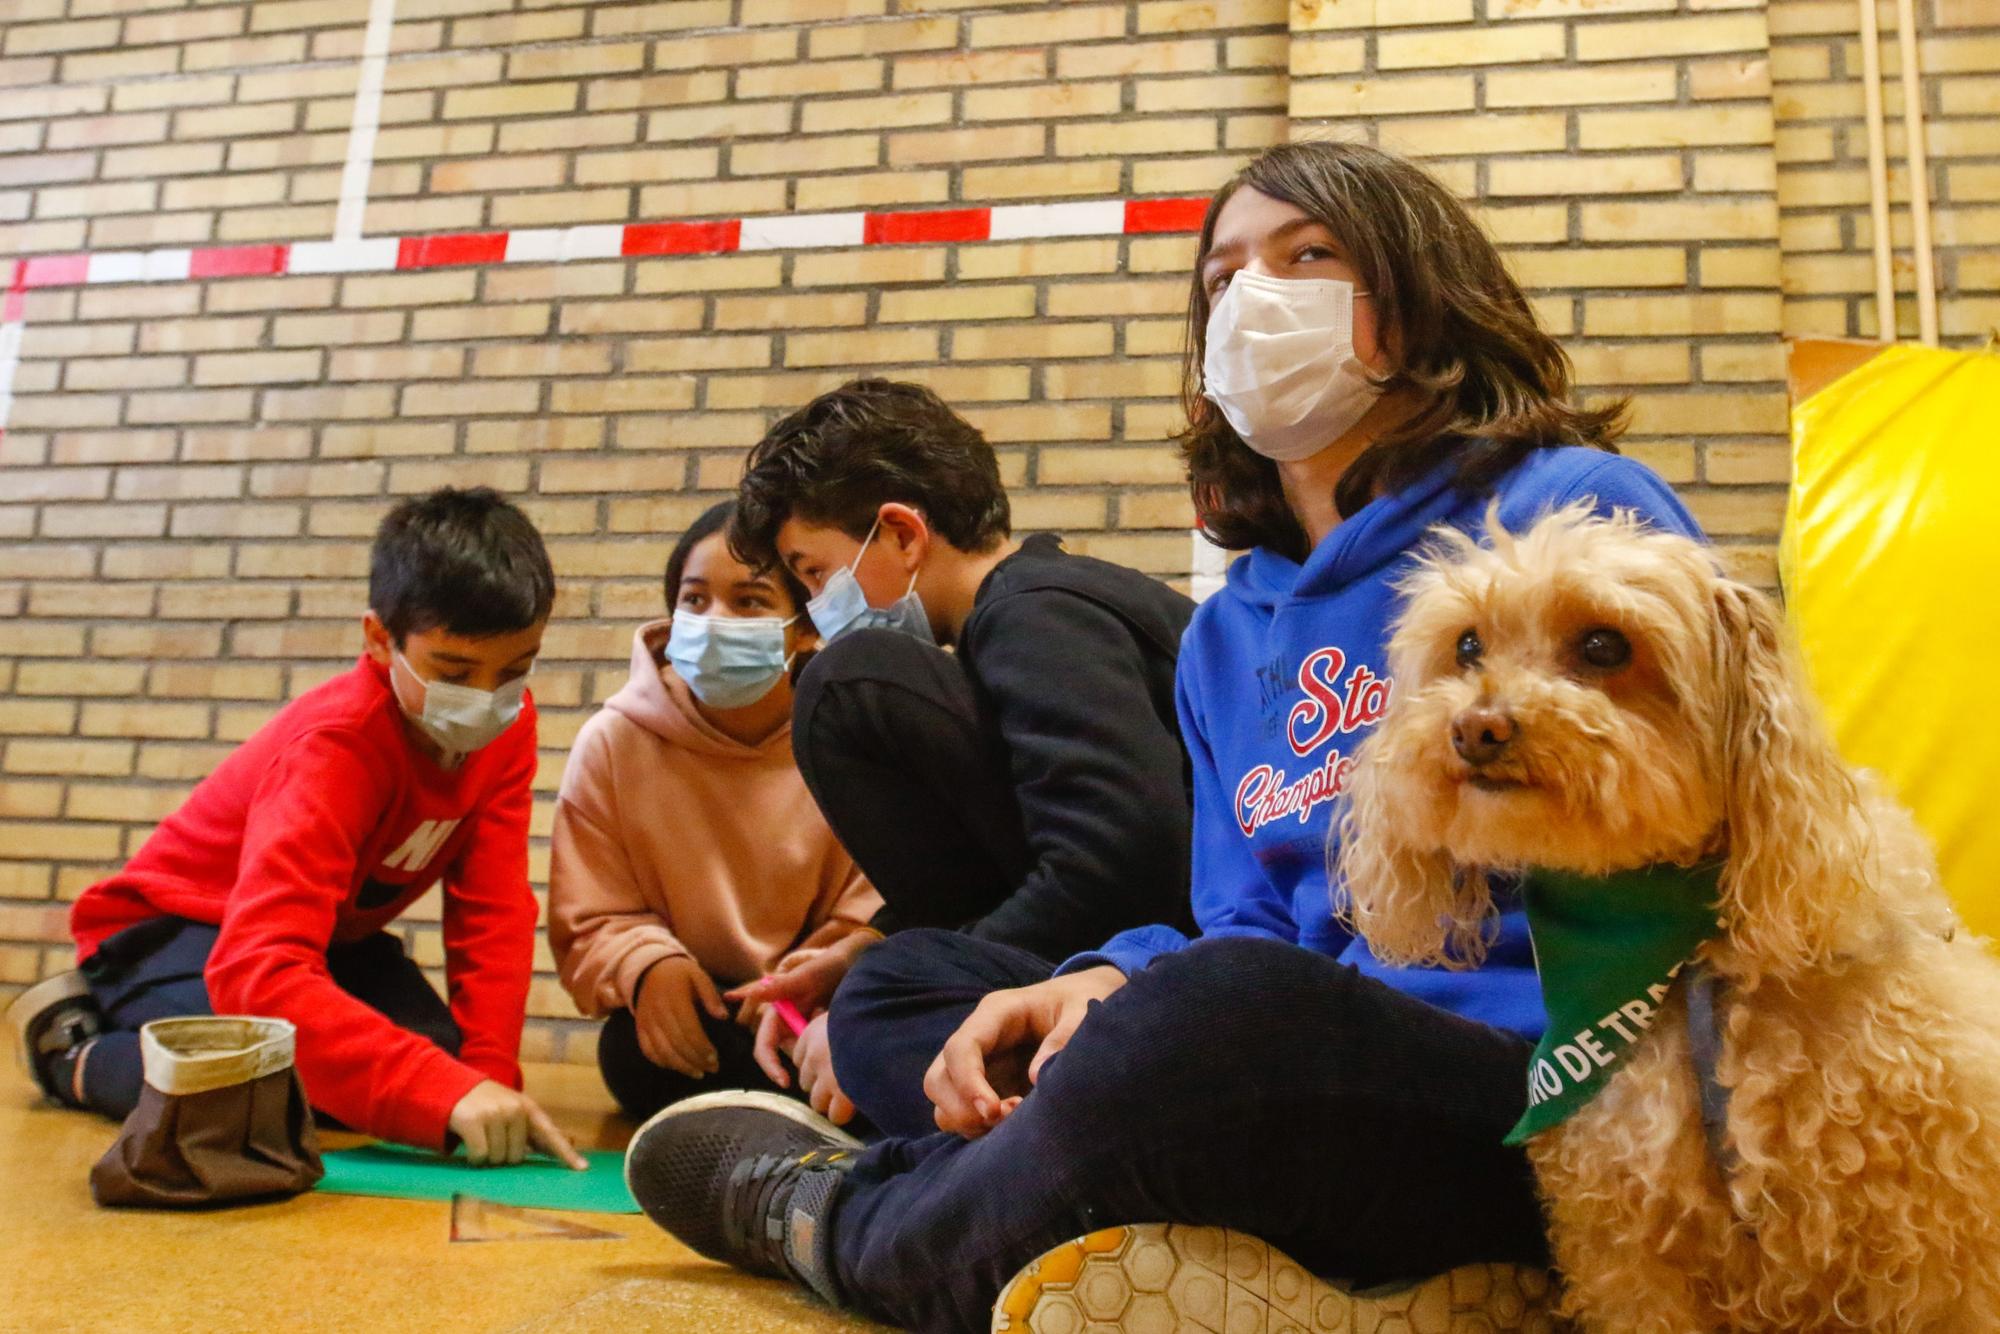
[824,935,1550,1333]
[76,916,460,1121]
[828,928,1054,1140]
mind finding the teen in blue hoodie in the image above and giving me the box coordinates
[626,141,1704,1333]
[1086,443,1694,1036]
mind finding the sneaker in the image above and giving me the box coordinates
[991,1225,1567,1333]
[5,970,101,1104]
[624,1089,862,1305]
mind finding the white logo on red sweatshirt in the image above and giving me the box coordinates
[381,818,462,873]
[1234,647,1392,837]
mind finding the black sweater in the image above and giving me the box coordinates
[953,533,1196,961]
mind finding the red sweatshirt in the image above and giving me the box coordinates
[70,655,540,1150]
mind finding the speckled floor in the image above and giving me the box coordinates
[0,1059,884,1334]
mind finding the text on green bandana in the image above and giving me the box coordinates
[1504,862,1724,1146]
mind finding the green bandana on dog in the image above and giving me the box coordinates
[1504,862,1724,1146]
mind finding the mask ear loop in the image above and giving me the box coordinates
[839,509,921,608]
[875,509,924,602]
[391,649,428,712]
[841,510,887,581]
[778,610,803,673]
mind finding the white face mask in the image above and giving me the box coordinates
[1202,270,1384,462]
[392,650,528,756]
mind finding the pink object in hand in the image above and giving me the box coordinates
[772,999,808,1038]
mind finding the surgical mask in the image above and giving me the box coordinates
[806,515,935,646]
[392,651,527,756]
[1202,270,1384,462]
[666,612,796,710]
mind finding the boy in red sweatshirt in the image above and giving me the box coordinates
[7,486,583,1168]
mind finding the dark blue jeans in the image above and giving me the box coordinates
[76,916,460,1121]
[826,935,1549,1334]
[829,928,1054,1140]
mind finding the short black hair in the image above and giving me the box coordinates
[730,378,1010,574]
[369,487,555,643]
[664,499,811,622]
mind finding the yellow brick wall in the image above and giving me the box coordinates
[1768,0,2000,341]
[1291,0,1794,579]
[1,0,1966,1062]
[0,0,1289,251]
[0,0,1293,1060]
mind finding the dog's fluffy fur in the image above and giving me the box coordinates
[1335,505,2000,1331]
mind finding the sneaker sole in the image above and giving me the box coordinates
[5,969,90,1076]
[991,1224,1564,1334]
[621,1088,863,1206]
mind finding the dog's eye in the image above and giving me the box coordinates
[1578,627,1631,671]
[1455,629,1483,668]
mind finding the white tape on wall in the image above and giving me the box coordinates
[333,0,399,243]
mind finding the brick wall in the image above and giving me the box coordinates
[1291,0,1794,581]
[1769,0,2000,341]
[0,0,1295,1060]
[0,0,1289,251]
[0,0,1991,1060]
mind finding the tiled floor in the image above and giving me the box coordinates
[0,1059,881,1333]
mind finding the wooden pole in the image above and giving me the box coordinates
[1894,0,1940,344]
[1857,0,1898,342]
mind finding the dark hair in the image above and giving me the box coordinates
[730,378,1010,573]
[369,486,554,642]
[1181,141,1625,561]
[663,499,811,621]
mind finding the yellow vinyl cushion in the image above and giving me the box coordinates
[1783,342,2000,936]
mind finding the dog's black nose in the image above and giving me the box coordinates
[1452,706,1515,766]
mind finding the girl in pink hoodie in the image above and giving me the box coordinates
[549,501,880,1120]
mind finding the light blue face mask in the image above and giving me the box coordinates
[806,515,935,647]
[666,612,796,710]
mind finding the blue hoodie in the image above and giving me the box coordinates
[1065,447,1705,1040]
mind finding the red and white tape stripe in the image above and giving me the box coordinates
[6,196,1209,291]
[0,261,24,445]
[0,195,1207,455]
[0,195,1224,592]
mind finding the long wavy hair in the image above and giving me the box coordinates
[1181,141,1626,561]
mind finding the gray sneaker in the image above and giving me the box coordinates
[992,1224,1568,1333]
[623,1090,862,1306]
[5,970,101,1104]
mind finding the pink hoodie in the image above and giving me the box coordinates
[549,621,880,1015]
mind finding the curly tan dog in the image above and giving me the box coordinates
[1335,504,2000,1332]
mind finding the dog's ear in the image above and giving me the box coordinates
[1333,732,1495,969]
[1710,577,1868,976]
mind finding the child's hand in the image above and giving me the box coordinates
[635,955,727,1078]
[727,928,878,1015]
[727,929,880,1083]
[448,1080,588,1170]
[923,965,1126,1139]
[791,1011,855,1126]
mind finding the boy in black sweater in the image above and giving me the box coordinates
[724,378,1194,1137]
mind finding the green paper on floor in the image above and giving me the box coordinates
[315,1142,639,1214]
